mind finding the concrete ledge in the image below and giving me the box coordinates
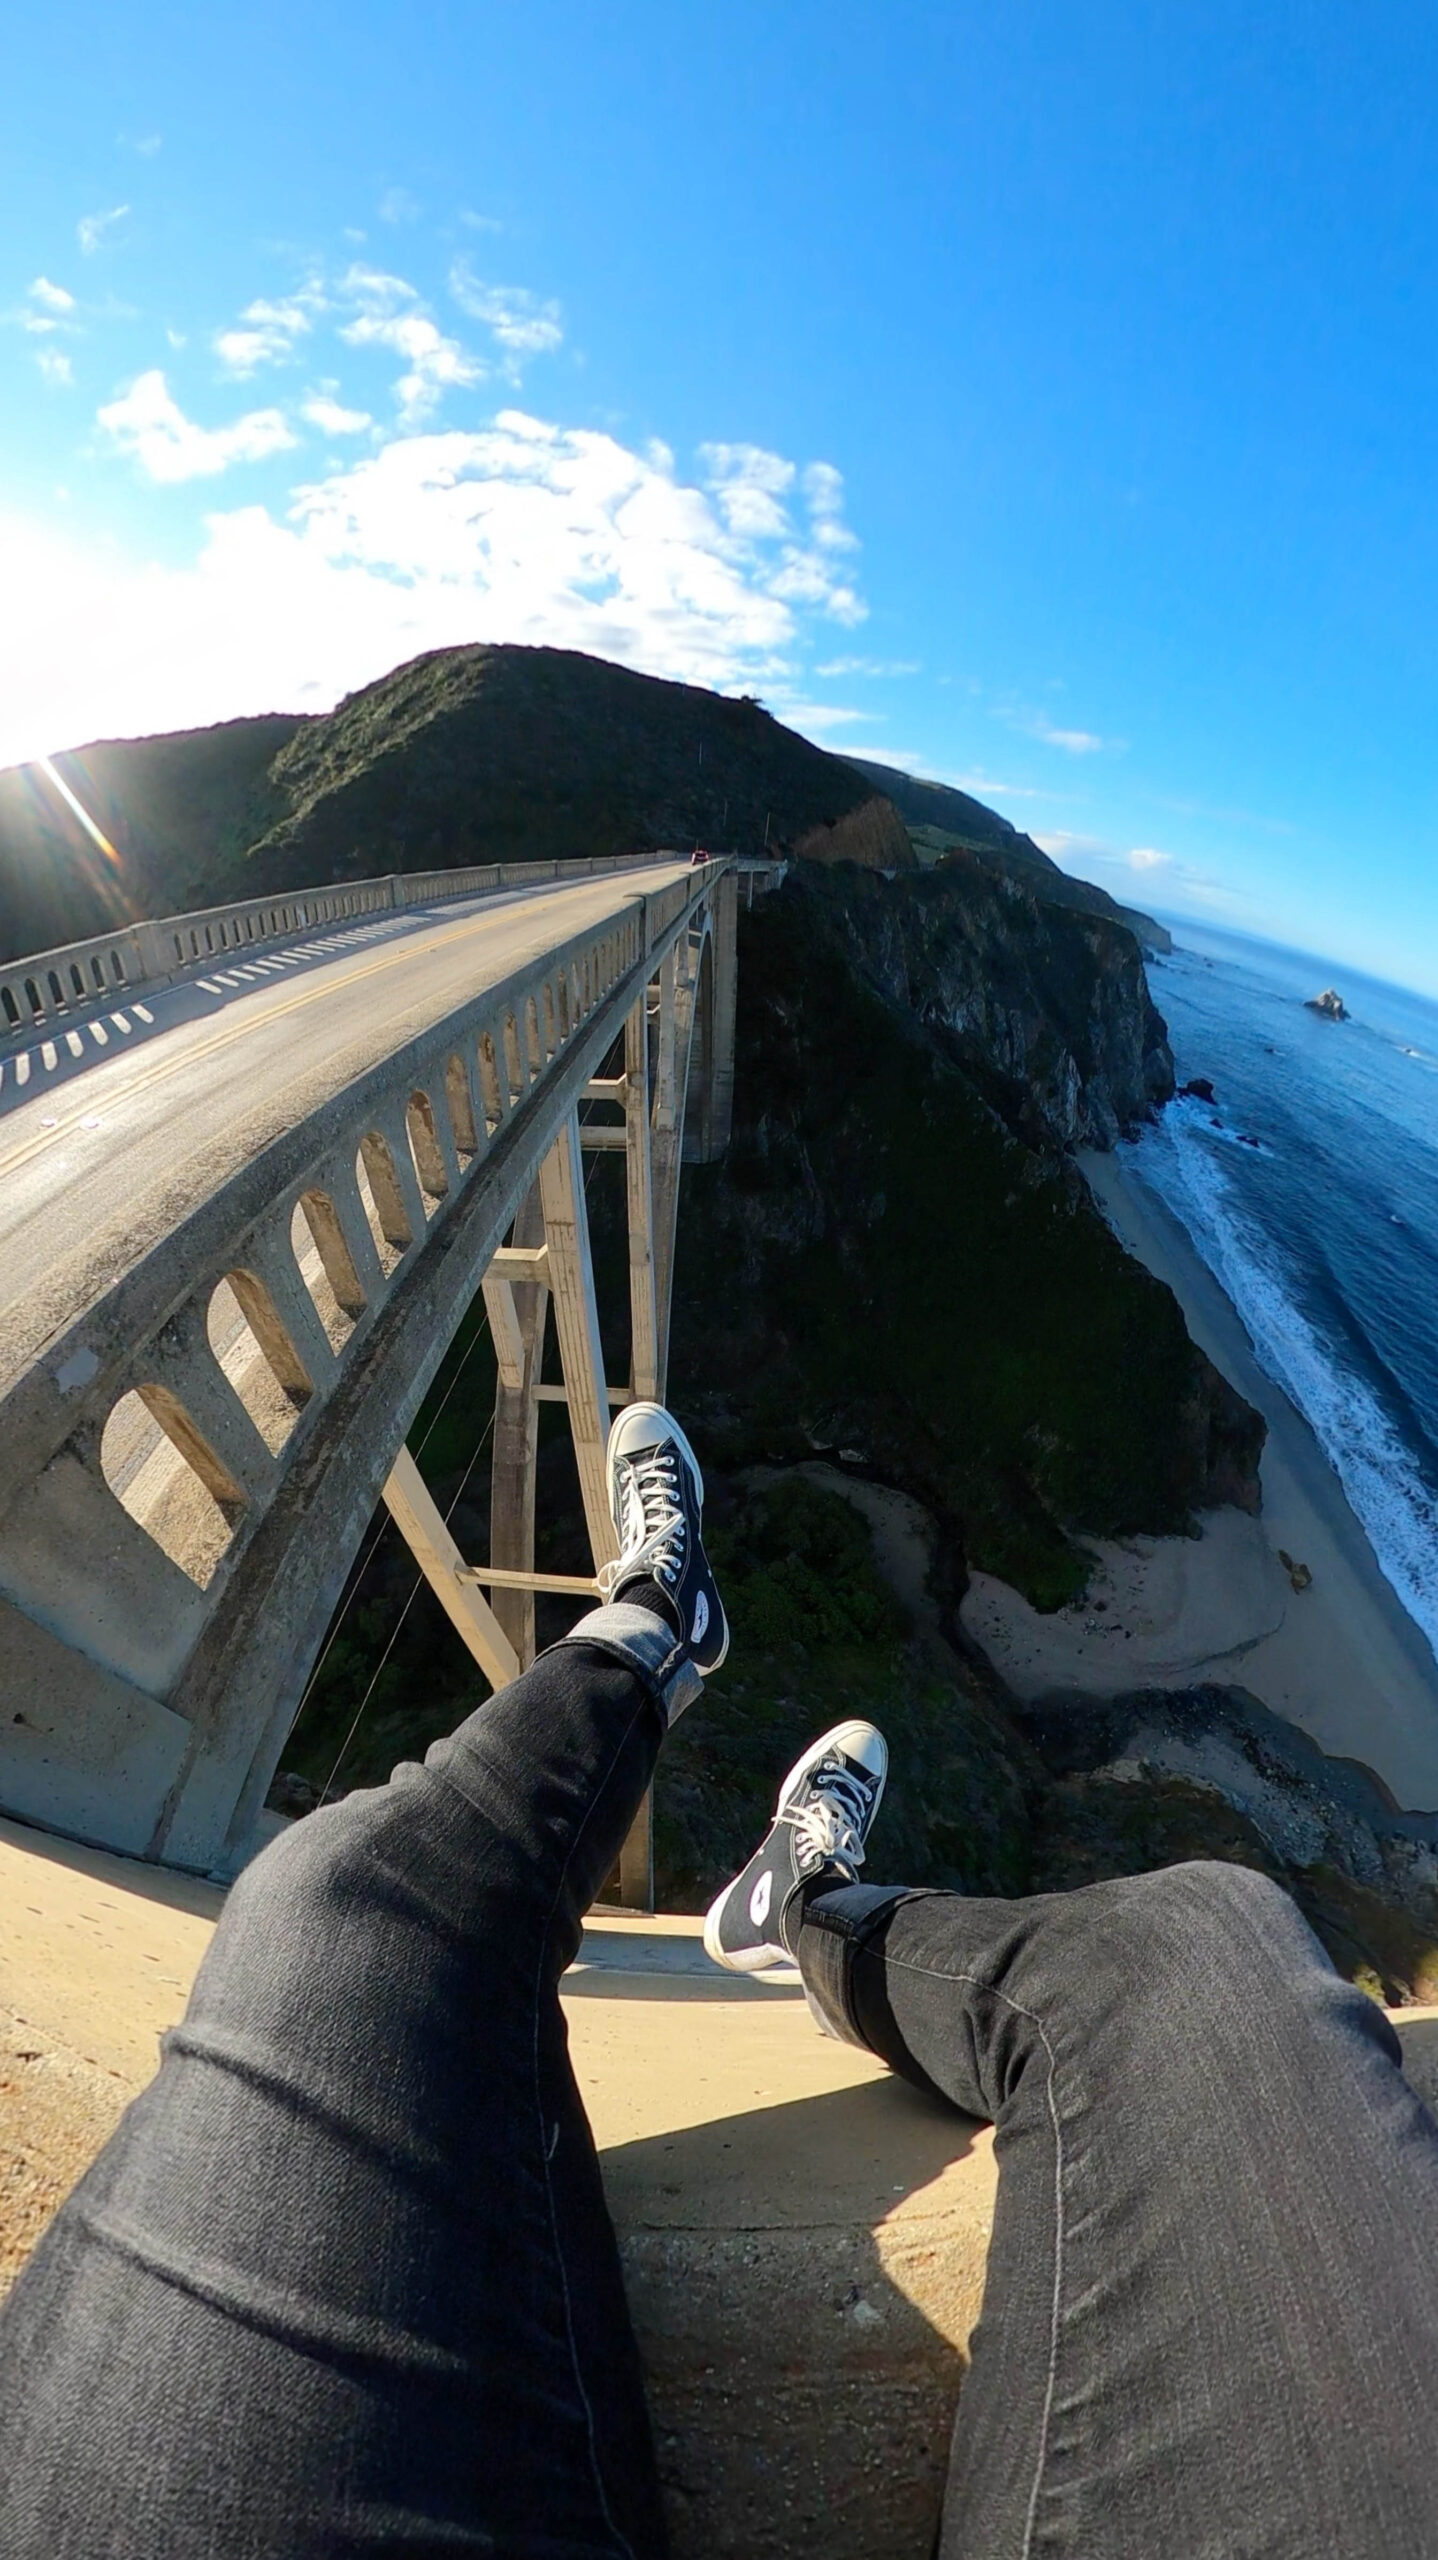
[573,1919,991,2556]
[5,1826,1438,2557]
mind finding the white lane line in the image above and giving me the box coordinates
[1,869,671,1175]
[89,1022,109,1047]
[41,1040,57,1071]
[111,1011,131,1033]
[65,1030,84,1058]
[15,1053,30,1085]
[196,979,222,994]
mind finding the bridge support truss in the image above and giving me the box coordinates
[380,899,724,1905]
[0,861,748,1885]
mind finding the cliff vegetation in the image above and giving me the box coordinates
[9,641,1431,1995]
[0,643,1162,959]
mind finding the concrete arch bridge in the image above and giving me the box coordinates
[0,854,767,1892]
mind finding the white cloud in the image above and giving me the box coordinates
[379,187,420,224]
[816,655,921,678]
[802,459,859,552]
[1035,831,1106,858]
[0,413,869,766]
[97,371,297,483]
[1037,832,1248,915]
[215,290,323,377]
[36,349,74,387]
[340,312,482,422]
[336,265,482,423]
[698,444,864,625]
[302,391,373,436]
[448,263,563,364]
[17,277,80,339]
[995,696,1115,756]
[779,701,873,731]
[340,263,415,305]
[78,205,129,254]
[701,443,795,541]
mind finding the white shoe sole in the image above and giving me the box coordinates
[702,1720,889,1974]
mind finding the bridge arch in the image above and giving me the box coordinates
[0,863,741,1879]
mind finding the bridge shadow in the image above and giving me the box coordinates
[594,2049,988,2559]
[0,1809,226,1924]
[565,1963,806,2000]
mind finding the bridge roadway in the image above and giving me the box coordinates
[0,854,731,1877]
[0,860,693,1398]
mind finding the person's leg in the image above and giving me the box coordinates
[0,1400,726,2560]
[799,1860,1438,2560]
[0,1614,672,2560]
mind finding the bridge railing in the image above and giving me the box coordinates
[0,853,673,1042]
[0,860,737,1873]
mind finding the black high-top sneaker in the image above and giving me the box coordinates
[703,1721,888,1973]
[599,1402,729,1674]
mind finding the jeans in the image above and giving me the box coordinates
[4,1626,1438,2559]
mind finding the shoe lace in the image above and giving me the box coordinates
[779,1764,870,1876]
[597,1450,686,1598]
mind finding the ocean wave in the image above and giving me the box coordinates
[1130,1116,1438,1667]
[1169,1093,1270,1154]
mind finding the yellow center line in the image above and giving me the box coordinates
[0,878,662,1186]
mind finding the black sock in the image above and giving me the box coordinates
[611,1573,683,1639]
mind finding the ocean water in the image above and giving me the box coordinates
[1119,920,1438,1669]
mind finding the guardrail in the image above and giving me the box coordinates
[0,853,674,1042]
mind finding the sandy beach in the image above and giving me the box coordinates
[959,1146,1438,1811]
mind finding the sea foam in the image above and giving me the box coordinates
[1130,1108,1438,1670]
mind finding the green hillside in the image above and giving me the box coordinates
[845,750,1171,952]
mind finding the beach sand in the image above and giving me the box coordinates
[959,1146,1438,1812]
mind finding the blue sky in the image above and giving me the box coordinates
[5,1,1438,993]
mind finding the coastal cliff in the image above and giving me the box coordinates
[664,865,1251,1609]
[11,641,1429,1992]
[844,751,1173,955]
[797,859,1175,1149]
